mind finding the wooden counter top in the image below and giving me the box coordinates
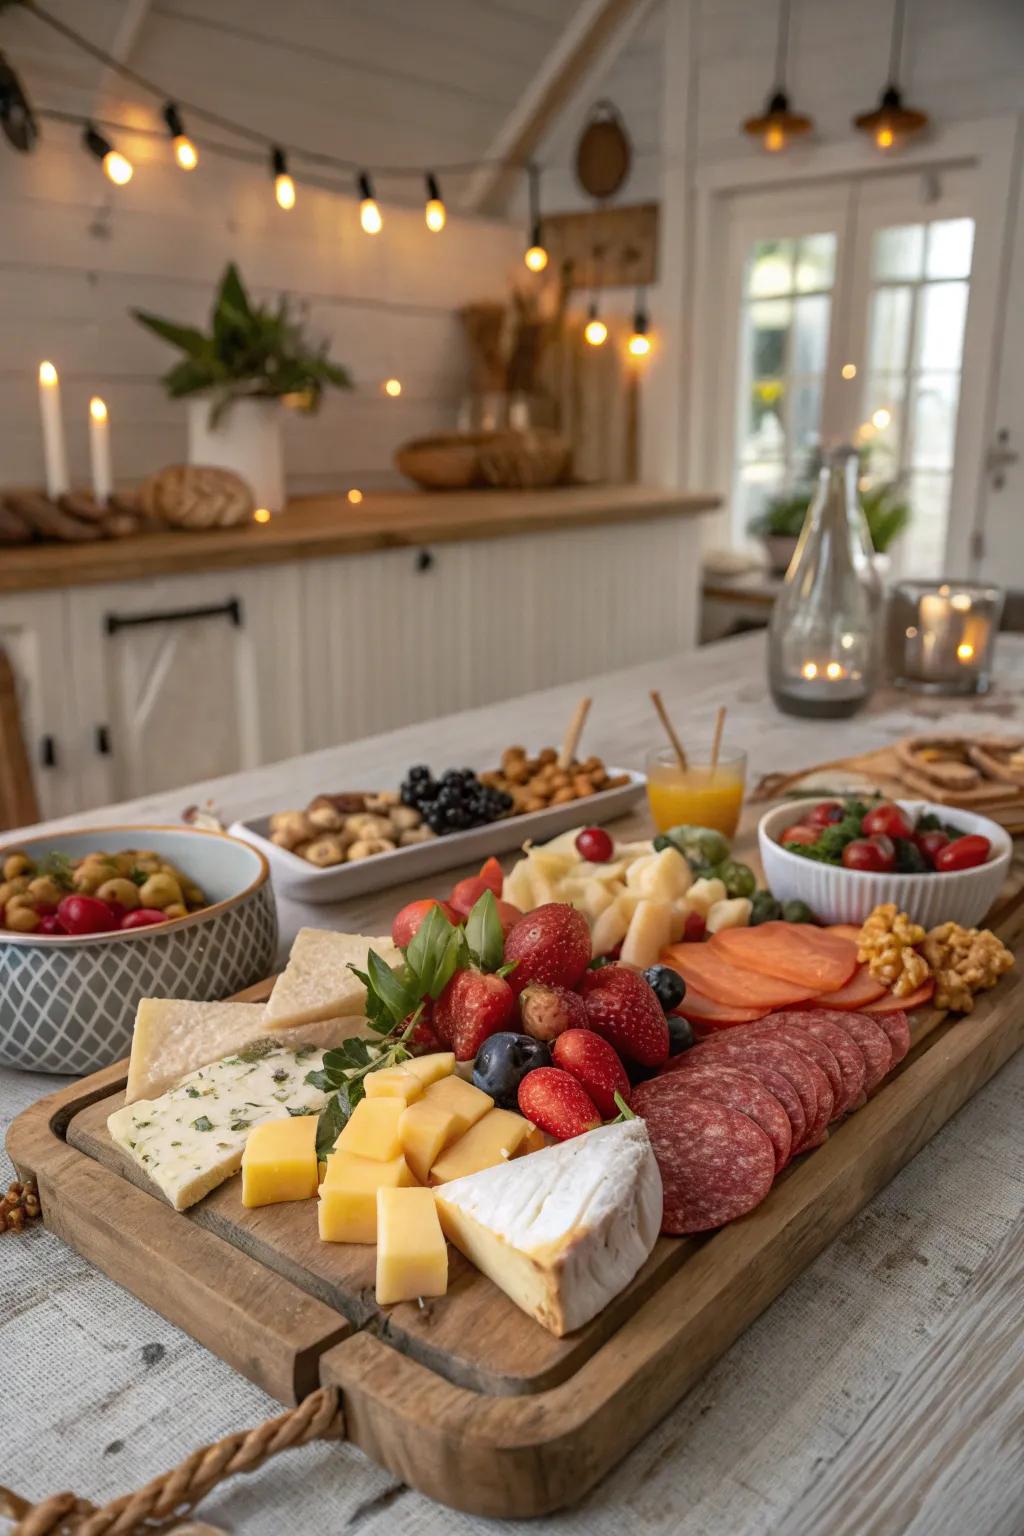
[0,484,719,595]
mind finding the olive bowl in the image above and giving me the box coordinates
[0,826,277,1074]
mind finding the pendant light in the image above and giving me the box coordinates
[627,292,651,358]
[523,163,548,272]
[853,0,928,151]
[742,0,812,153]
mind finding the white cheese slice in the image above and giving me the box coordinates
[434,1120,662,1336]
[264,929,402,1030]
[108,1043,330,1211]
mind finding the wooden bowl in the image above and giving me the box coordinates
[394,433,496,490]
[478,429,571,490]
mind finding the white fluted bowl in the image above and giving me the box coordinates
[758,800,1011,929]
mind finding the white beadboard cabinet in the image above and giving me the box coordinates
[1,508,706,818]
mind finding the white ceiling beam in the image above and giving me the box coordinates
[464,0,654,217]
[92,0,154,111]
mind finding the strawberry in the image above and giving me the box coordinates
[409,1004,444,1052]
[518,983,588,1042]
[477,856,505,897]
[392,897,459,950]
[448,875,492,917]
[434,968,516,1061]
[552,1028,630,1118]
[494,898,523,935]
[503,903,591,994]
[581,964,670,1066]
[518,1066,601,1141]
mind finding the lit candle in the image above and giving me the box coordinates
[38,361,69,498]
[88,396,112,505]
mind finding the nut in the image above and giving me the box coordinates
[364,790,400,813]
[303,836,348,868]
[5,903,40,931]
[399,826,436,846]
[857,904,929,996]
[344,813,393,840]
[388,805,422,832]
[346,837,397,861]
[307,803,344,832]
[268,811,316,849]
[922,921,1014,1013]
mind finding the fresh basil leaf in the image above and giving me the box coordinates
[347,963,392,1032]
[315,1094,348,1160]
[367,948,416,1025]
[286,1105,315,1117]
[405,902,456,992]
[464,889,505,973]
[427,925,469,1000]
[304,1068,334,1092]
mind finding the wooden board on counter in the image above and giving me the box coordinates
[0,485,720,595]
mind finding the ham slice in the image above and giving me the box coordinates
[662,943,817,1010]
[862,978,935,1013]
[675,987,770,1029]
[810,964,888,1009]
[709,923,858,993]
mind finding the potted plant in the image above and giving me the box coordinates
[133,264,351,511]
[748,447,911,574]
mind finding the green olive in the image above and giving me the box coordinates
[96,877,142,911]
[138,872,184,910]
[183,882,206,907]
[163,902,187,919]
[73,865,110,893]
[28,876,64,907]
[3,853,32,880]
[5,904,40,932]
[0,876,31,903]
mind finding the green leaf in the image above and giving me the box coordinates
[611,1091,636,1123]
[464,889,505,973]
[368,948,415,1023]
[133,310,212,358]
[304,1068,334,1092]
[405,903,462,997]
[216,262,252,323]
[286,1105,315,1117]
[315,1094,348,1160]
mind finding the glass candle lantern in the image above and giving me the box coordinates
[768,446,882,719]
[887,581,1004,694]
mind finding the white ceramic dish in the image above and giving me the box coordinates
[758,799,1012,928]
[230,768,646,902]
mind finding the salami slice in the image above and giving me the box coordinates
[871,1009,911,1066]
[649,1062,792,1171]
[771,1010,867,1117]
[668,1051,806,1149]
[746,1020,841,1120]
[688,1037,824,1152]
[632,1087,776,1234]
[809,1007,892,1092]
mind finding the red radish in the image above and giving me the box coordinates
[518,982,588,1042]
[391,897,458,949]
[518,1066,601,1140]
[477,856,504,897]
[503,903,591,994]
[581,964,670,1066]
[575,826,614,862]
[552,1028,630,1118]
[120,908,168,930]
[57,894,118,936]
[448,875,493,917]
[935,834,990,872]
[434,969,516,1060]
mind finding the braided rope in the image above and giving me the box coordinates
[3,1387,344,1536]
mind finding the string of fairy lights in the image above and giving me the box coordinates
[0,0,654,359]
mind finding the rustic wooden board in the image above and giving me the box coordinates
[9,887,1024,1514]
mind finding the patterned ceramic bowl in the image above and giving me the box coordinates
[0,826,277,1075]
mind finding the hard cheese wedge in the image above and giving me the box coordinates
[318,1150,417,1243]
[264,930,402,1030]
[403,1051,456,1087]
[364,1066,423,1105]
[434,1121,662,1336]
[107,1044,329,1211]
[399,1099,459,1184]
[376,1186,448,1305]
[334,1096,404,1161]
[423,1075,493,1140]
[242,1113,319,1206]
[430,1108,532,1184]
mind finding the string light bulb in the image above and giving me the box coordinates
[83,123,133,185]
[163,102,197,170]
[853,2,928,151]
[271,146,295,209]
[583,301,607,347]
[424,172,445,232]
[523,163,548,271]
[741,1,813,152]
[383,378,402,397]
[358,172,382,234]
[627,301,651,358]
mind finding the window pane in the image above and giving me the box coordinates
[916,280,968,370]
[747,240,794,297]
[738,461,786,530]
[793,294,830,373]
[741,382,786,461]
[790,381,822,466]
[795,234,836,292]
[873,224,925,281]
[749,299,791,374]
[862,374,905,457]
[903,470,951,578]
[909,372,960,471]
[867,284,912,373]
[925,218,974,279]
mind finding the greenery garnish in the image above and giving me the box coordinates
[38,851,75,890]
[611,1092,636,1123]
[192,1116,214,1133]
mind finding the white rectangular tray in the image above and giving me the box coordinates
[228,769,645,903]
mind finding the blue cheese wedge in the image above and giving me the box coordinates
[434,1120,662,1336]
[107,1043,330,1211]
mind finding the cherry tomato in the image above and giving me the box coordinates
[805,800,844,827]
[682,910,706,942]
[934,834,991,873]
[120,908,169,930]
[862,801,913,840]
[575,826,614,862]
[56,894,119,936]
[916,830,950,866]
[842,836,896,873]
[38,913,65,935]
[781,824,819,847]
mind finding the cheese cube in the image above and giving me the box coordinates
[519,1122,549,1156]
[334,1096,404,1161]
[403,1051,456,1087]
[364,1066,423,1105]
[423,1075,493,1140]
[430,1108,532,1184]
[241,1114,320,1207]
[318,1151,417,1243]
[399,1099,459,1184]
[375,1187,448,1305]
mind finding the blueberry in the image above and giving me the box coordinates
[667,1015,694,1055]
[626,1058,661,1086]
[408,765,431,782]
[473,1032,552,1108]
[642,964,687,1013]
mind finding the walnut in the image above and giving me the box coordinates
[857,904,930,996]
[922,921,1014,1012]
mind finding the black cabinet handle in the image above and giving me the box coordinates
[104,597,243,636]
[95,724,112,756]
[415,549,435,573]
[40,734,57,768]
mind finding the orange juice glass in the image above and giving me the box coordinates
[644,744,747,838]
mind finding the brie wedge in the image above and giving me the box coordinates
[264,929,402,1030]
[434,1120,662,1336]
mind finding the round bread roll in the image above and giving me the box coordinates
[140,465,255,529]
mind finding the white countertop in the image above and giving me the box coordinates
[3,630,1024,1535]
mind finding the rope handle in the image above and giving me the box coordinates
[0,1386,344,1535]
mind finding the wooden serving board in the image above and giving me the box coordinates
[9,888,1024,1516]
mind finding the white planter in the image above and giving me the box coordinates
[187,396,285,512]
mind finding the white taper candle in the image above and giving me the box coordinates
[38,361,69,499]
[88,396,112,505]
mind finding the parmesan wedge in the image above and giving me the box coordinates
[264,929,402,1030]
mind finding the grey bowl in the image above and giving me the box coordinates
[0,826,278,1074]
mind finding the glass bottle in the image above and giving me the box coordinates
[768,445,881,718]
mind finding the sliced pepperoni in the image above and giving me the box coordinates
[688,1037,824,1152]
[814,1008,892,1091]
[770,1010,867,1117]
[810,964,888,1009]
[862,978,935,1013]
[871,1009,911,1066]
[663,943,817,1009]
[648,1062,792,1171]
[668,1050,807,1150]
[709,922,858,992]
[631,1086,776,1234]
[746,1021,839,1126]
[674,987,770,1028]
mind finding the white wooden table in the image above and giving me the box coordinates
[3,632,1023,1536]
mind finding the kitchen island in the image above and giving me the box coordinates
[2,631,1022,1535]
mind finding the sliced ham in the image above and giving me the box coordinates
[810,964,888,1010]
[862,979,935,1013]
[662,943,817,1010]
[674,987,770,1029]
[709,923,858,993]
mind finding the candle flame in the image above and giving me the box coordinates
[89,397,108,423]
[253,507,271,524]
[957,642,975,662]
[950,593,972,612]
[825,661,845,680]
[346,488,363,504]
[39,361,58,386]
[801,662,818,680]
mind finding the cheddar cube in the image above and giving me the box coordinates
[399,1099,459,1185]
[318,1151,417,1243]
[334,1096,404,1161]
[364,1066,423,1105]
[423,1075,493,1140]
[241,1114,319,1207]
[404,1051,456,1087]
[520,1122,550,1156]
[431,1108,532,1184]
[375,1186,448,1305]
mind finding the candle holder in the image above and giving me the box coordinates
[888,581,1003,694]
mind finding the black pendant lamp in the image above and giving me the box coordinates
[853,0,928,151]
[742,0,813,153]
